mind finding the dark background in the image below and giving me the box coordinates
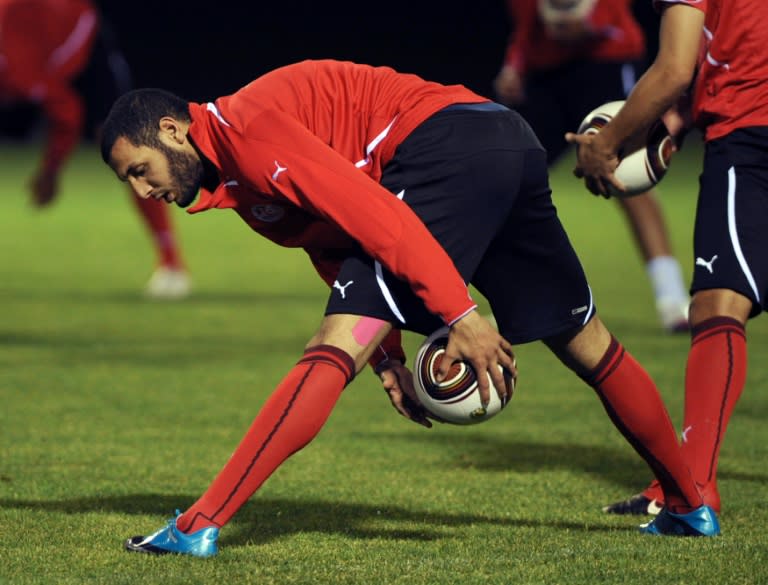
[95,1,660,104]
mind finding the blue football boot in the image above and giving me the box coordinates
[639,504,720,537]
[124,511,219,557]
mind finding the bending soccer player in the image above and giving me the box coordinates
[100,59,718,556]
[568,0,766,517]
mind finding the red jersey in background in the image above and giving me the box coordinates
[503,0,645,74]
[657,0,768,141]
[0,0,97,172]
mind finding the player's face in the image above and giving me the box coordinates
[110,137,204,208]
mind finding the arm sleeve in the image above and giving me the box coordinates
[368,328,406,373]
[503,0,538,74]
[234,111,477,326]
[305,248,343,287]
[1,10,84,174]
[39,83,84,173]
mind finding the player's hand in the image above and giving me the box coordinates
[30,169,60,207]
[439,311,517,408]
[493,65,525,106]
[379,361,433,428]
[564,130,624,198]
[662,95,693,150]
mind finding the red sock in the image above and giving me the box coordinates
[131,194,183,269]
[176,345,356,533]
[583,337,702,513]
[681,317,747,490]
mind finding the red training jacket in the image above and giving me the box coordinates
[186,60,487,359]
[503,0,645,75]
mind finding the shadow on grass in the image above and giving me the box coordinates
[369,432,768,491]
[0,494,623,546]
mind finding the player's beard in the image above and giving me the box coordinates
[157,142,204,208]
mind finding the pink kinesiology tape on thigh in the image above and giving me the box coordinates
[352,317,387,346]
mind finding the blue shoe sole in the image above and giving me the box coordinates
[639,505,720,537]
[124,512,219,557]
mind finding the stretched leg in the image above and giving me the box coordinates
[544,317,703,514]
[130,191,191,299]
[125,314,392,556]
[681,290,749,498]
[616,191,689,332]
[606,288,750,515]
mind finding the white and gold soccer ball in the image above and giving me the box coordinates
[538,0,598,24]
[412,327,513,425]
[577,99,674,197]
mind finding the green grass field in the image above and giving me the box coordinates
[1,138,766,585]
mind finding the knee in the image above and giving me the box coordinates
[305,314,393,373]
[689,289,752,326]
[543,317,612,374]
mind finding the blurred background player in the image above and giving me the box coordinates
[568,0,768,517]
[493,0,689,332]
[0,0,190,299]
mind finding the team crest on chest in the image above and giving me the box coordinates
[251,204,285,222]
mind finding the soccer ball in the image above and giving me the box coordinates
[538,0,598,23]
[412,327,513,425]
[577,100,674,197]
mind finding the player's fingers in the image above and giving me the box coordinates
[606,175,627,195]
[564,131,582,144]
[489,367,507,403]
[497,346,517,402]
[472,359,492,407]
[585,176,608,198]
[400,391,433,428]
[499,342,516,374]
[508,357,517,399]
[435,348,456,382]
[384,375,432,428]
[384,386,408,418]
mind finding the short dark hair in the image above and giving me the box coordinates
[100,88,191,163]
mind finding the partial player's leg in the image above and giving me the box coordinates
[616,192,689,332]
[125,313,394,556]
[604,287,750,516]
[77,27,190,299]
[606,131,768,516]
[130,194,190,299]
[473,153,718,535]
[543,317,719,536]
[545,317,720,536]
[554,60,689,333]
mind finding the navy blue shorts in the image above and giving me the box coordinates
[691,127,768,317]
[324,104,596,344]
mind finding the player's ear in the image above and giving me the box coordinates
[158,116,186,144]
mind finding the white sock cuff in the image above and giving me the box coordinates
[646,256,688,301]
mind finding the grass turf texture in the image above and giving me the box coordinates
[1,137,766,584]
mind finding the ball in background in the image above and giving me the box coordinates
[577,99,674,197]
[412,327,513,425]
[538,0,598,23]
